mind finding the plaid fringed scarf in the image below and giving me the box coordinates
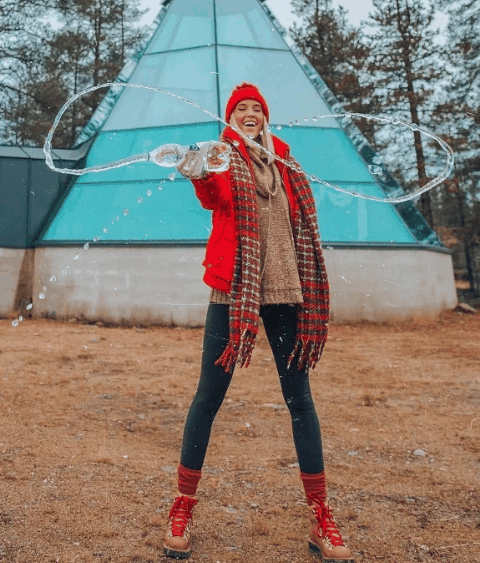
[215,143,330,374]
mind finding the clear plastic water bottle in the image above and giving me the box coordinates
[149,141,231,173]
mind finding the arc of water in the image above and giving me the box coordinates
[44,82,454,204]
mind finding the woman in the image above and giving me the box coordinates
[163,83,354,563]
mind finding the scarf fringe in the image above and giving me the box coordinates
[287,337,327,372]
[215,329,258,373]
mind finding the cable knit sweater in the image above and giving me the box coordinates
[210,142,303,305]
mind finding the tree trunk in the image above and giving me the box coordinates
[396,0,434,227]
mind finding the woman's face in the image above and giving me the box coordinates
[233,99,264,139]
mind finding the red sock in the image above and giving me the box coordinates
[177,464,202,496]
[300,470,327,504]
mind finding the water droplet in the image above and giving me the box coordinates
[43,285,47,291]
[93,236,100,242]
[83,242,89,250]
[137,197,143,204]
[313,116,318,121]
[123,209,129,216]
[276,125,282,130]
[168,172,176,181]
[26,304,33,310]
[39,293,45,300]
[18,316,23,322]
[74,255,79,260]
[12,319,19,327]
[146,189,152,196]
[50,276,56,282]
[62,270,67,276]
[369,164,383,175]
[304,117,309,122]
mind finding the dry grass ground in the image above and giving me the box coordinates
[0,312,479,563]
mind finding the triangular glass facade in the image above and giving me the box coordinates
[40,0,435,246]
[146,0,215,53]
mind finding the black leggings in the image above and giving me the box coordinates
[180,303,325,474]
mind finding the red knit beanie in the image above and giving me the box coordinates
[225,82,270,124]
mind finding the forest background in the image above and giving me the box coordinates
[0,0,478,297]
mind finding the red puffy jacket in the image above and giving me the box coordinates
[192,127,298,293]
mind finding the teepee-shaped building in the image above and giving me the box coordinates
[31,0,455,325]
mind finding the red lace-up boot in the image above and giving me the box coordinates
[163,495,198,559]
[307,493,354,563]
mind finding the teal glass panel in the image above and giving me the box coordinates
[146,0,214,53]
[103,48,218,130]
[218,47,338,127]
[216,0,287,50]
[42,179,211,242]
[77,124,219,184]
[314,183,415,243]
[277,128,373,183]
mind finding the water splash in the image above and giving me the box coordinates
[43,82,454,205]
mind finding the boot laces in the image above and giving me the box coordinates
[309,494,345,547]
[168,495,197,537]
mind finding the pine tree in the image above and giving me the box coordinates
[0,1,56,143]
[290,0,377,145]
[55,0,148,116]
[0,0,148,146]
[365,0,442,228]
[431,0,480,292]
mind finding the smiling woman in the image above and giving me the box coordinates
[163,82,355,563]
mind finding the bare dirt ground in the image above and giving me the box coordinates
[1,312,479,563]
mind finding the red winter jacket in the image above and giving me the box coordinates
[192,127,298,293]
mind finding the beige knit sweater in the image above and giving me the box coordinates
[210,143,303,305]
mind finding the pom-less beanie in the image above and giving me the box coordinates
[225,82,270,123]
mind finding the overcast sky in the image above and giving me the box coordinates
[138,0,375,28]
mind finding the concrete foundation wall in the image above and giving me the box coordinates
[323,248,457,322]
[2,245,457,325]
[32,246,209,326]
[0,248,34,317]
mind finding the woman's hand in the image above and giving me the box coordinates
[176,145,208,179]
